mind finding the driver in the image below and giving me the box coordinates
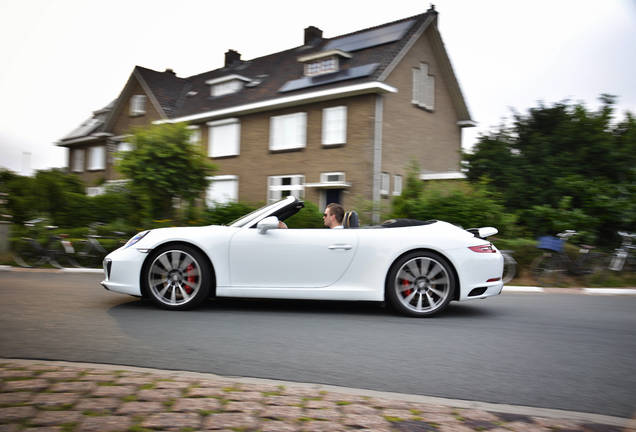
[323,203,344,229]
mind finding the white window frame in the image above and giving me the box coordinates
[207,118,240,158]
[412,63,435,111]
[206,175,239,207]
[72,149,84,173]
[322,106,347,145]
[130,95,147,116]
[380,172,390,196]
[267,174,305,203]
[269,112,307,151]
[87,146,106,171]
[393,174,403,196]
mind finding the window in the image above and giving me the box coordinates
[393,174,403,196]
[304,57,338,76]
[130,95,146,116]
[206,175,238,206]
[117,142,132,153]
[211,80,243,97]
[87,146,106,171]
[320,172,346,183]
[187,126,201,145]
[72,149,84,173]
[268,175,304,203]
[412,63,435,110]
[322,106,347,145]
[207,119,240,157]
[269,113,307,151]
[380,172,390,195]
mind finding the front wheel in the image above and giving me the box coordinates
[143,245,211,310]
[386,251,456,317]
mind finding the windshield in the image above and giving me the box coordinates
[229,196,297,228]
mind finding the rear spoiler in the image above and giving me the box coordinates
[467,227,498,239]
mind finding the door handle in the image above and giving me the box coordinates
[328,244,352,250]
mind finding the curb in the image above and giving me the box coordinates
[1,358,633,430]
[0,265,102,274]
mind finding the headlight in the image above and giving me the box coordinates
[124,230,150,249]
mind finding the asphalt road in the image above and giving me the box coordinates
[0,271,635,419]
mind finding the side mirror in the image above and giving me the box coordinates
[257,216,280,234]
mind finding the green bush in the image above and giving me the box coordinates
[203,202,260,226]
[285,201,324,228]
[391,181,518,236]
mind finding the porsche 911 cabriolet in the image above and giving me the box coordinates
[102,196,503,317]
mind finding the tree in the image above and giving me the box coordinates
[118,123,216,219]
[463,95,635,244]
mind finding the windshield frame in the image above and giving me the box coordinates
[228,195,298,228]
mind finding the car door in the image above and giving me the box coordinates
[228,228,358,288]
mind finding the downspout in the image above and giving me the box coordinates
[372,94,384,224]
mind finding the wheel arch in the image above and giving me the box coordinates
[139,241,217,298]
[384,248,461,301]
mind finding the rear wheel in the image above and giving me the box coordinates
[143,245,211,310]
[386,251,456,317]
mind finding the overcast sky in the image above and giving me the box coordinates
[1,0,635,175]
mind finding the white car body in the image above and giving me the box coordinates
[102,196,503,316]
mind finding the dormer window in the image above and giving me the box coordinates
[298,50,352,77]
[305,57,338,76]
[206,74,251,97]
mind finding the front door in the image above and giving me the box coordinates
[325,189,342,205]
[229,228,357,288]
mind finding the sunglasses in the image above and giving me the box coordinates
[323,213,330,217]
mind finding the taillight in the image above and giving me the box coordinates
[469,244,496,253]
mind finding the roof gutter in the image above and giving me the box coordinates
[155,81,397,125]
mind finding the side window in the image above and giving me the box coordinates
[130,95,147,116]
[412,63,435,111]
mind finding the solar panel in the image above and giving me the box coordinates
[279,63,379,93]
[323,19,415,52]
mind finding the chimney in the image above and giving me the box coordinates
[304,26,323,45]
[164,68,176,76]
[224,49,241,67]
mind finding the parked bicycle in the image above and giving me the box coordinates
[608,231,635,272]
[12,219,79,269]
[72,223,127,268]
[500,249,517,284]
[531,230,605,286]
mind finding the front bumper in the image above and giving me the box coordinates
[100,246,148,296]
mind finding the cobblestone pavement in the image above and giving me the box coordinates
[0,359,633,432]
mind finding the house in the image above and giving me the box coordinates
[57,6,474,220]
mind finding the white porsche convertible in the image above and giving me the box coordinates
[102,196,503,317]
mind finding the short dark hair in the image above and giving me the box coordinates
[326,203,344,223]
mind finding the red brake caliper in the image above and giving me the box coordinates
[402,279,412,297]
[185,264,195,294]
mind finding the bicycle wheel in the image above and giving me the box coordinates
[501,252,517,284]
[532,253,565,287]
[13,240,45,268]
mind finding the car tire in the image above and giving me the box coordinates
[143,244,211,310]
[386,251,456,317]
